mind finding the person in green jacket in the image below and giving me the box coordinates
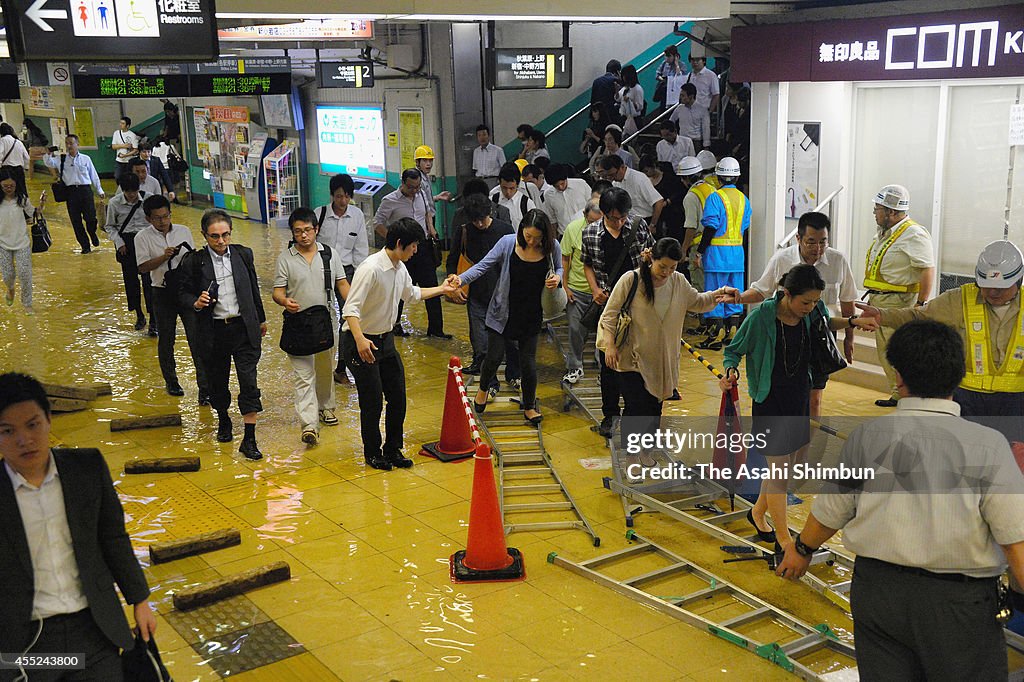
[719,264,876,548]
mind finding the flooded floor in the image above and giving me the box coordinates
[1,175,891,680]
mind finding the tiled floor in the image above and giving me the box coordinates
[0,175,895,680]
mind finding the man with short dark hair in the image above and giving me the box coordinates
[472,124,505,187]
[105,173,155,335]
[686,55,720,113]
[489,162,536,230]
[670,83,711,152]
[0,372,156,681]
[656,120,695,167]
[315,173,368,383]
[522,130,550,165]
[274,207,350,446]
[520,163,552,215]
[178,209,267,459]
[600,154,665,228]
[111,116,138,183]
[591,60,622,123]
[138,142,175,201]
[776,319,1024,681]
[44,134,105,254]
[374,168,449,338]
[136,195,207,401]
[515,124,533,160]
[342,218,457,470]
[127,157,161,197]
[581,187,655,436]
[543,164,590,237]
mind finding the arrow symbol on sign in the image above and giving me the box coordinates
[26,0,69,32]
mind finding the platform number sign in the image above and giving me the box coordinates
[487,48,572,90]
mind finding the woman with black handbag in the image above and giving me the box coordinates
[598,238,729,438]
[720,264,877,551]
[273,207,350,446]
[0,168,38,311]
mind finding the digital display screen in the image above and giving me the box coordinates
[487,48,572,90]
[315,105,386,180]
[318,61,375,89]
[71,74,191,98]
[189,72,291,96]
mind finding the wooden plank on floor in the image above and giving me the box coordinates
[172,562,291,611]
[110,413,182,432]
[149,528,241,563]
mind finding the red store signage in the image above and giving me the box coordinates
[732,4,1024,82]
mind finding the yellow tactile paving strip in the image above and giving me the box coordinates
[0,175,898,681]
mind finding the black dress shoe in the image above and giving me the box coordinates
[365,454,393,471]
[463,363,481,375]
[385,450,414,468]
[874,398,898,408]
[166,383,184,397]
[90,235,100,247]
[392,325,410,337]
[134,316,147,331]
[239,437,263,460]
[216,417,233,443]
[596,416,616,438]
[80,247,91,254]
[198,394,211,406]
[426,331,453,340]
[747,509,777,544]
[148,323,158,337]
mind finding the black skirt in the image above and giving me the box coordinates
[751,320,811,456]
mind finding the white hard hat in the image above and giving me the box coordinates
[716,157,741,177]
[874,184,910,212]
[675,156,702,177]
[976,240,1024,289]
[696,149,717,171]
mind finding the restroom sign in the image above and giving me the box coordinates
[1,0,218,62]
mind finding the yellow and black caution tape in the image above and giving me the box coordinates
[681,338,848,440]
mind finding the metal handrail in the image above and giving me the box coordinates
[545,37,690,139]
[776,185,845,248]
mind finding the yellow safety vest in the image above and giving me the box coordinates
[688,182,716,246]
[709,187,746,247]
[863,219,922,293]
[960,283,1024,393]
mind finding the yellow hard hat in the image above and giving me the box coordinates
[414,145,434,160]
[514,158,529,173]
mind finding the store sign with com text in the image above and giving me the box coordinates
[732,4,1024,82]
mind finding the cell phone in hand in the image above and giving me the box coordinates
[206,280,219,302]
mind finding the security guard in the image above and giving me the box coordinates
[863,184,934,407]
[677,155,713,333]
[695,156,749,350]
[858,240,1024,441]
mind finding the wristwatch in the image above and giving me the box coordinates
[794,533,819,557]
[847,315,856,328]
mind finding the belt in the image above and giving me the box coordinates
[41,608,89,623]
[861,556,997,584]
[213,316,241,325]
[865,290,913,296]
[362,332,390,341]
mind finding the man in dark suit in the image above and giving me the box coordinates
[138,143,175,202]
[178,209,267,459]
[0,373,156,681]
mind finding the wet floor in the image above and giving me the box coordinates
[0,174,893,680]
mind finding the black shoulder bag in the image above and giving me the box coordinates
[280,246,336,356]
[114,199,144,264]
[162,241,194,298]
[808,302,847,376]
[580,227,637,330]
[51,154,70,203]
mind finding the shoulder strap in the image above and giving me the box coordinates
[319,244,333,293]
[318,206,328,228]
[0,141,14,165]
[491,193,499,205]
[118,201,143,238]
[59,153,66,177]
[520,194,529,215]
[622,272,641,313]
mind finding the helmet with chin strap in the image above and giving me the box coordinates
[976,240,1024,289]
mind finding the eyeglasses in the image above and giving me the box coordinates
[206,232,231,241]
[291,226,317,235]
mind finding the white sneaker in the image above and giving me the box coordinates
[301,429,319,446]
[319,409,338,426]
[563,368,584,385]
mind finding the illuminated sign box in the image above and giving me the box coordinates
[486,48,572,90]
[189,72,291,96]
[71,73,191,98]
[1,0,218,62]
[218,19,373,42]
[318,61,375,89]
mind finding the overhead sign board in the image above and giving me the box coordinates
[486,48,572,90]
[732,3,1024,82]
[71,73,191,98]
[318,61,375,89]
[188,71,291,96]
[219,19,373,42]
[1,0,218,63]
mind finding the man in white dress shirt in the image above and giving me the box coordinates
[542,164,590,237]
[472,124,506,188]
[341,218,456,471]
[489,163,536,230]
[44,134,105,254]
[110,116,139,183]
[724,212,858,417]
[656,120,695,167]
[104,173,156,335]
[601,154,664,227]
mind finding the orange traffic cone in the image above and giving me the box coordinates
[421,356,478,463]
[450,442,526,583]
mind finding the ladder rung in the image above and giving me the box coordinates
[623,562,691,586]
[493,430,536,438]
[579,543,651,568]
[507,521,585,533]
[704,510,749,526]
[674,584,728,606]
[718,607,772,629]
[503,468,551,476]
[504,484,561,494]
[505,502,574,512]
[495,441,540,449]
[831,580,852,593]
[781,633,825,658]
[502,456,545,465]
